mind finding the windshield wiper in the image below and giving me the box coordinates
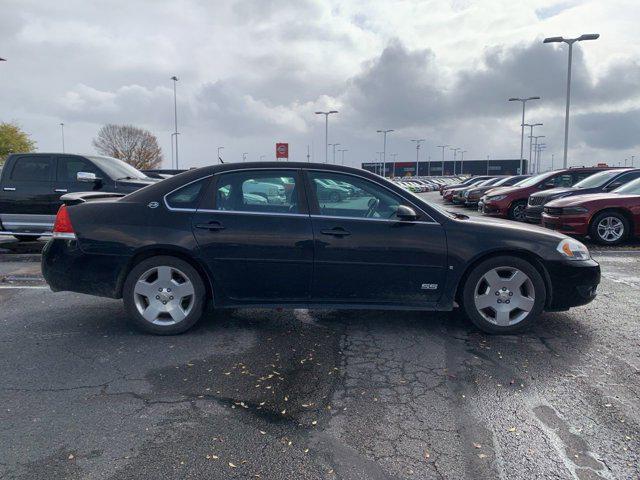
[116,176,138,181]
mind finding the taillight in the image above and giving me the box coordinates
[52,205,76,240]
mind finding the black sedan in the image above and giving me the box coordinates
[42,162,601,335]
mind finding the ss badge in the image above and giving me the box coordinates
[421,283,438,290]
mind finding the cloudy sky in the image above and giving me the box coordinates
[2,0,639,170]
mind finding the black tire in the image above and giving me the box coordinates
[461,255,546,334]
[329,191,341,203]
[589,211,630,246]
[14,235,37,242]
[508,201,527,221]
[123,255,206,335]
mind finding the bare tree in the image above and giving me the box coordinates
[92,124,163,170]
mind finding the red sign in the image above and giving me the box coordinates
[276,143,288,159]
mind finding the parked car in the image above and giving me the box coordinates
[42,162,600,336]
[525,168,639,223]
[443,176,494,202]
[464,175,529,207]
[452,177,502,205]
[440,176,475,195]
[541,177,640,245]
[0,153,157,240]
[479,167,609,221]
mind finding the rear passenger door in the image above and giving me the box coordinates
[191,169,314,303]
[0,155,55,233]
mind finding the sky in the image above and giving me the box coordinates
[1,0,639,171]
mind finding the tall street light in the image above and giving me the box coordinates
[509,96,541,174]
[59,123,65,153]
[217,146,224,164]
[450,147,461,175]
[338,148,348,166]
[377,129,394,178]
[544,34,599,168]
[460,150,467,175]
[437,145,449,175]
[389,153,398,177]
[411,139,425,177]
[530,135,545,173]
[170,76,179,169]
[328,143,340,164]
[376,152,384,176]
[523,122,543,172]
[242,152,248,162]
[315,110,339,163]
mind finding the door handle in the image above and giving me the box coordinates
[195,221,225,231]
[320,227,351,237]
[3,187,16,191]
[54,189,68,193]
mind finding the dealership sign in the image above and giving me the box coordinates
[276,143,289,159]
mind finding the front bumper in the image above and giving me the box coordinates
[42,239,129,299]
[544,259,600,311]
[541,213,590,236]
[479,199,508,217]
[524,206,543,223]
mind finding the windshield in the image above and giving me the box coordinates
[573,169,622,189]
[613,177,640,194]
[88,156,149,180]
[514,171,554,187]
[492,176,519,187]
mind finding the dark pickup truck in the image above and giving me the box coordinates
[0,153,157,240]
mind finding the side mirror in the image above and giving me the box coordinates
[396,205,419,221]
[77,171,99,183]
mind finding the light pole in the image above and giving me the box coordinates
[450,147,461,175]
[460,150,467,175]
[170,76,179,169]
[328,143,340,164]
[376,129,394,177]
[389,153,398,177]
[217,146,224,163]
[315,110,339,163]
[544,34,599,168]
[376,152,384,176]
[436,145,449,175]
[523,122,543,173]
[242,152,248,162]
[536,144,547,171]
[338,148,348,166]
[59,123,65,153]
[509,96,541,174]
[411,139,425,177]
[529,135,545,173]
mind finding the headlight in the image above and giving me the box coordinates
[562,206,589,214]
[557,238,590,261]
[487,195,506,201]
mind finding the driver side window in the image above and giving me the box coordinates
[309,171,402,219]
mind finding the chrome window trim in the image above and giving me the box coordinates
[309,214,439,225]
[196,209,309,218]
[163,175,213,212]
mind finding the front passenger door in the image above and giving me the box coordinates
[52,156,104,212]
[306,170,447,305]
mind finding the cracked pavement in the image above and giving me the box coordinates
[0,237,639,479]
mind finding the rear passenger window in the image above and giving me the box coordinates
[165,178,207,210]
[213,170,299,214]
[11,156,51,181]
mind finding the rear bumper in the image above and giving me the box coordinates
[541,213,590,236]
[42,239,129,299]
[544,259,600,311]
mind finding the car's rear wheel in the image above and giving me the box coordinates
[462,256,546,334]
[123,256,206,335]
[589,211,629,246]
[508,201,527,221]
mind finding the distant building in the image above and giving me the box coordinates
[362,159,529,177]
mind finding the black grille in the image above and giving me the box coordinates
[544,207,563,215]
[528,195,547,206]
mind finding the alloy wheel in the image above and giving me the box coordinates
[133,266,195,325]
[511,203,526,221]
[473,267,535,326]
[596,216,624,243]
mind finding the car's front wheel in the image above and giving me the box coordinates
[462,256,546,334]
[589,211,629,246]
[508,201,527,221]
[123,255,206,335]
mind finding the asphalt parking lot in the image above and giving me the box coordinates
[1,200,639,479]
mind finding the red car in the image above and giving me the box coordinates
[442,176,494,202]
[479,167,607,221]
[541,178,640,245]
